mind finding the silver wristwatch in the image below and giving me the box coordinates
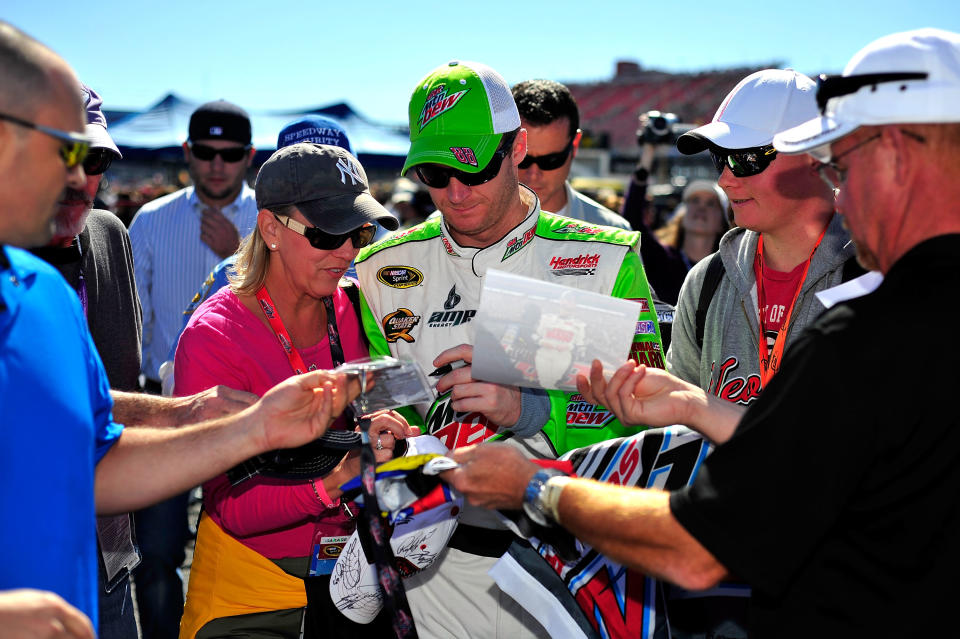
[522,468,567,526]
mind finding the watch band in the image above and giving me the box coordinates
[523,468,566,527]
[539,475,572,524]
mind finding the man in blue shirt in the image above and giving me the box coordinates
[0,21,358,638]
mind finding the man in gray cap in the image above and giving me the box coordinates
[443,28,960,637]
[127,99,258,639]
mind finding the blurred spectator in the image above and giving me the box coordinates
[512,79,631,229]
[623,128,730,306]
[385,177,434,230]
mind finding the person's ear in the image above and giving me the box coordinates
[258,209,280,248]
[512,129,528,165]
[571,128,583,159]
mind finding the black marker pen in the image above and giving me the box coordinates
[429,360,468,377]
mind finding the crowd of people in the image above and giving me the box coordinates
[1,17,958,639]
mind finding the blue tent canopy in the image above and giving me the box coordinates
[107,93,410,169]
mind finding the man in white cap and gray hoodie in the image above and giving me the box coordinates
[667,68,860,407]
[659,67,863,638]
[443,27,960,637]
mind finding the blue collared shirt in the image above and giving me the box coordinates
[0,245,123,631]
[129,183,259,381]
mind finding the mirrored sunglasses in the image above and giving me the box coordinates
[190,143,250,162]
[415,131,517,189]
[0,112,89,169]
[710,146,778,178]
[273,214,377,250]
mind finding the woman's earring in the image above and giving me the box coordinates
[271,243,277,249]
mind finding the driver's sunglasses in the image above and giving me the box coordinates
[416,130,518,189]
[273,214,377,250]
[189,143,251,163]
[83,148,115,176]
[710,145,778,178]
[518,135,576,171]
[0,112,89,168]
[815,72,928,114]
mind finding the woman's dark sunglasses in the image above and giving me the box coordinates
[274,214,376,250]
[415,131,517,189]
[189,143,250,163]
[710,145,778,178]
[83,148,115,176]
[518,137,574,171]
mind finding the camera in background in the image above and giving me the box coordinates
[638,110,679,145]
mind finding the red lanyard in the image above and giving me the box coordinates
[755,226,826,387]
[255,286,346,375]
[255,286,311,374]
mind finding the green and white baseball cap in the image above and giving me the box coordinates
[402,60,521,175]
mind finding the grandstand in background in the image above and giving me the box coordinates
[564,60,778,198]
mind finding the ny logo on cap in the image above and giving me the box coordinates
[209,126,223,136]
[336,157,363,186]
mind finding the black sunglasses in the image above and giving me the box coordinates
[518,136,575,171]
[815,72,929,114]
[273,214,377,250]
[189,143,250,163]
[710,146,778,178]
[415,131,517,189]
[0,111,89,168]
[83,148,115,176]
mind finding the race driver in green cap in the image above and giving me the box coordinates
[354,59,663,637]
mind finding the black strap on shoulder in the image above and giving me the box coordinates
[695,252,726,351]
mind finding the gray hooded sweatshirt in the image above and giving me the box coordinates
[666,213,856,405]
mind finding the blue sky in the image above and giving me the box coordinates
[8,1,960,125]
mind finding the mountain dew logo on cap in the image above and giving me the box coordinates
[418,84,469,131]
[403,60,520,175]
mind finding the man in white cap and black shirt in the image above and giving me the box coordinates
[128,99,258,639]
[443,27,960,637]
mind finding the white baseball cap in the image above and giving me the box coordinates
[677,69,818,153]
[774,28,960,160]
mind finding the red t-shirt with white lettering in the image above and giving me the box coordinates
[754,259,806,350]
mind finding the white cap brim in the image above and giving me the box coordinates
[677,121,778,154]
[773,114,862,162]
